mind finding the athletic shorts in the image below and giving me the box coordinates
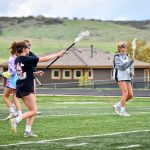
[5,75,17,89]
[16,90,33,98]
[117,80,131,83]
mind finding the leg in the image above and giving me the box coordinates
[116,81,131,116]
[3,87,13,108]
[34,79,36,96]
[3,87,17,120]
[117,81,128,107]
[22,93,38,137]
[9,93,37,134]
[21,93,37,121]
[34,79,42,115]
[126,82,133,101]
[12,90,22,115]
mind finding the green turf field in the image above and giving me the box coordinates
[0,95,150,150]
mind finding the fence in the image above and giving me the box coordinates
[0,77,150,97]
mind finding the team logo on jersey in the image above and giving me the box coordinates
[16,63,26,80]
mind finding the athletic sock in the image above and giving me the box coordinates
[16,116,22,124]
[116,102,121,107]
[8,107,15,113]
[25,125,31,133]
[120,107,125,112]
[18,110,22,116]
[12,103,16,110]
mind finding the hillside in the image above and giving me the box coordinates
[0,16,150,63]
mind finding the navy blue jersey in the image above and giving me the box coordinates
[15,56,39,97]
[29,51,38,72]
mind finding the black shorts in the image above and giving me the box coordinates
[16,90,33,98]
[117,80,131,83]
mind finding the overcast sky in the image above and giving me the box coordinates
[0,0,149,20]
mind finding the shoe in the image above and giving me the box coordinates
[120,110,130,116]
[113,105,121,115]
[5,112,18,120]
[24,131,38,138]
[36,111,42,115]
[9,118,17,134]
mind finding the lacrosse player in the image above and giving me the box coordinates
[9,41,64,137]
[113,41,134,116]
[3,42,22,120]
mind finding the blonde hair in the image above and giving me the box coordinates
[117,41,127,52]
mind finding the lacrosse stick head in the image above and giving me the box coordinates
[132,38,137,59]
[132,38,137,50]
[0,71,11,78]
[74,31,89,43]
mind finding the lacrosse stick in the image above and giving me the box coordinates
[132,38,137,59]
[43,31,89,72]
[34,76,42,86]
[131,38,137,78]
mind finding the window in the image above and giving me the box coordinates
[74,69,83,79]
[52,69,61,79]
[63,70,72,79]
[88,70,93,79]
[111,69,114,79]
[144,69,150,88]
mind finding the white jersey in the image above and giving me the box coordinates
[113,53,133,81]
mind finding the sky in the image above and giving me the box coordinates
[0,0,149,20]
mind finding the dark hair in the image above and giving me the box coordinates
[16,41,29,54]
[24,39,30,43]
[9,41,17,55]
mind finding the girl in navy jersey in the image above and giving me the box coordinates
[9,41,64,137]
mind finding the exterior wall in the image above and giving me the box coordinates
[2,67,150,89]
[134,68,145,82]
[93,68,112,80]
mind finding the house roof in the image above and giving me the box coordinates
[1,47,150,69]
[37,47,150,69]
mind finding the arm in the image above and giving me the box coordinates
[115,56,134,71]
[39,51,64,62]
[8,57,16,76]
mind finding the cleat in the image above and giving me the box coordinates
[36,111,42,115]
[9,118,17,134]
[113,105,121,115]
[4,112,18,120]
[24,131,38,138]
[120,110,130,117]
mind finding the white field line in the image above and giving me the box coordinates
[0,130,149,148]
[118,144,141,149]
[56,102,112,104]
[66,143,88,147]
[1,111,150,121]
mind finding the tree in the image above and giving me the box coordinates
[126,39,150,63]
[79,72,92,87]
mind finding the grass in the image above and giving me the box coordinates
[1,19,150,63]
[0,95,150,149]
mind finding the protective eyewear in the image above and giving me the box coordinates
[25,44,31,49]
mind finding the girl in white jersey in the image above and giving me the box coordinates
[113,42,134,116]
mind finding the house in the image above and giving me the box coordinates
[1,46,150,88]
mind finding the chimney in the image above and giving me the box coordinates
[90,45,93,58]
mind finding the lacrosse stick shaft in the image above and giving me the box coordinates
[43,43,75,72]
[34,76,42,86]
[132,38,137,59]
[42,31,89,72]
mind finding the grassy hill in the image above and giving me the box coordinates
[0,17,150,63]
